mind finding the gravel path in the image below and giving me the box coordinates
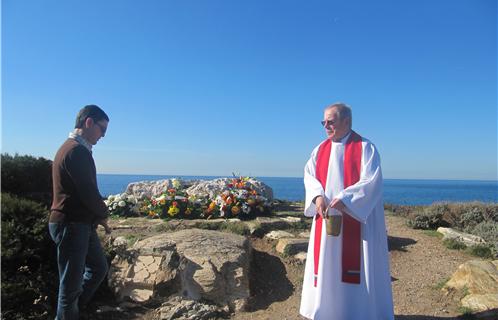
[233,214,474,320]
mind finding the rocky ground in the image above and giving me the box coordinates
[90,204,488,320]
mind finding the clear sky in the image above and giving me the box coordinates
[2,0,497,180]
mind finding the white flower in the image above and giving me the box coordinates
[242,204,250,214]
[172,179,181,189]
[107,195,115,202]
[127,195,137,204]
[118,201,126,207]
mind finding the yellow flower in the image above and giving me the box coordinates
[207,201,217,212]
[168,206,180,216]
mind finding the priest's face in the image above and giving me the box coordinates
[323,108,351,142]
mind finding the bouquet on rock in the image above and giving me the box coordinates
[140,179,206,219]
[203,176,271,220]
[104,193,139,217]
[106,176,272,220]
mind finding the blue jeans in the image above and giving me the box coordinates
[49,222,108,320]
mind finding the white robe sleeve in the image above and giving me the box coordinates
[336,141,383,224]
[303,146,325,217]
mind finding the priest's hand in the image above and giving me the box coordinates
[329,198,347,213]
[314,196,327,218]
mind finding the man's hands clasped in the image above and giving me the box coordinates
[314,196,347,219]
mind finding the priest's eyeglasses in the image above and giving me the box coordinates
[321,119,337,127]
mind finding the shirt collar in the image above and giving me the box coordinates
[69,130,92,152]
[340,131,352,143]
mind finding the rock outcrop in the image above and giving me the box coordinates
[109,229,252,312]
[437,227,486,247]
[443,259,498,316]
[125,177,273,201]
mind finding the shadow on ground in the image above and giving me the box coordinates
[388,235,417,252]
[246,249,294,311]
[396,308,498,320]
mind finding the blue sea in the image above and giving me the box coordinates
[97,174,498,205]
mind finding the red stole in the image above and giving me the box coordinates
[313,131,362,285]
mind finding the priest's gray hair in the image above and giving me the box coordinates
[325,102,352,121]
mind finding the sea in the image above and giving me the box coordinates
[97,174,498,206]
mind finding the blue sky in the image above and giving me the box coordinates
[2,0,497,180]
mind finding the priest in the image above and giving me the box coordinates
[300,103,394,320]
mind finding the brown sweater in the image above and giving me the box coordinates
[51,138,109,224]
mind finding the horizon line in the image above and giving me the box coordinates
[97,172,498,182]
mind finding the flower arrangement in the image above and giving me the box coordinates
[203,176,271,220]
[140,179,206,219]
[105,193,139,217]
[109,177,272,220]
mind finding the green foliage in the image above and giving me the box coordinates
[466,244,494,259]
[1,193,58,319]
[433,277,449,290]
[443,238,467,250]
[407,206,446,230]
[444,202,498,229]
[192,220,250,236]
[465,221,498,249]
[457,306,476,319]
[384,203,421,217]
[1,153,52,205]
[422,230,444,238]
[219,222,250,236]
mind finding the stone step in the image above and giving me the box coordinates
[275,238,309,256]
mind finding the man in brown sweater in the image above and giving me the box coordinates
[49,105,111,319]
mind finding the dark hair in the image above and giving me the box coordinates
[74,105,109,128]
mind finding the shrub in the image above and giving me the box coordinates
[443,238,467,250]
[407,206,446,230]
[384,203,419,217]
[466,221,498,256]
[1,193,58,319]
[459,207,485,231]
[443,202,498,229]
[466,244,494,259]
[1,153,52,206]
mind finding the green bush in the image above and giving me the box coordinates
[460,208,485,231]
[1,193,58,319]
[443,202,498,229]
[465,221,498,256]
[466,244,494,259]
[443,238,467,250]
[1,153,52,206]
[407,206,446,230]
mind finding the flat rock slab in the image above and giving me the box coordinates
[276,238,309,256]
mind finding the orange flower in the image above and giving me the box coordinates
[207,201,217,212]
[231,206,240,215]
